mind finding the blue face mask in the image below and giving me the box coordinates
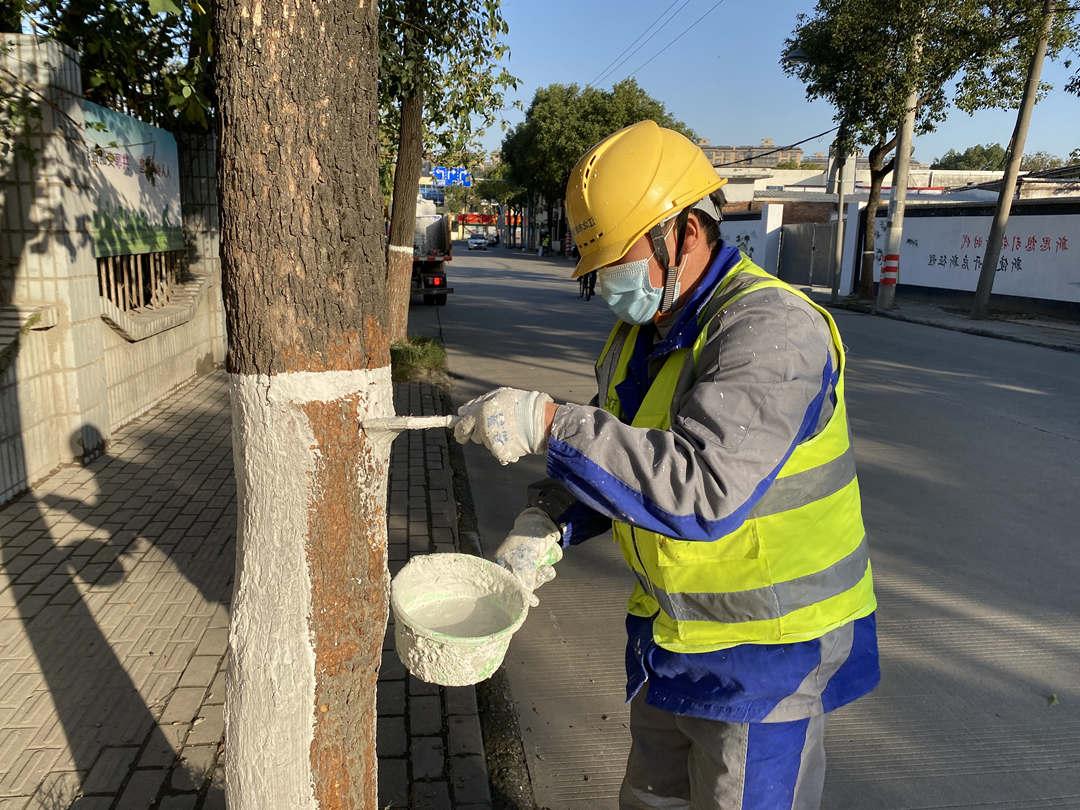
[596,258,662,325]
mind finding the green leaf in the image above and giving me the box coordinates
[149,0,182,15]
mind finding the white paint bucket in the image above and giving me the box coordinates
[390,553,530,686]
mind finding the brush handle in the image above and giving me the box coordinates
[363,415,458,432]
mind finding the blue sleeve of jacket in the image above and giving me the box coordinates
[525,477,610,547]
[557,500,611,547]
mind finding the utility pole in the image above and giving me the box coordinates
[972,0,1054,319]
[876,86,917,311]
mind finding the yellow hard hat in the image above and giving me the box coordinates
[565,120,727,279]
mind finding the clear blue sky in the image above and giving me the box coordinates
[481,0,1080,163]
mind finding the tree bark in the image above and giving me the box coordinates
[857,138,896,300]
[386,85,425,343]
[216,1,390,808]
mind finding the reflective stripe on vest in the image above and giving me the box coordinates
[651,535,869,623]
[595,256,876,653]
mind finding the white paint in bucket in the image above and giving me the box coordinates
[391,553,529,686]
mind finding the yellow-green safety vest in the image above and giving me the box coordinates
[596,257,876,654]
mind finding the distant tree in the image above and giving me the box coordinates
[443,184,477,215]
[475,164,523,243]
[932,143,1008,170]
[501,79,694,248]
[1071,147,1080,163]
[784,0,1078,299]
[775,159,806,169]
[474,167,521,209]
[23,0,214,130]
[1,2,25,31]
[380,0,516,342]
[1020,150,1066,171]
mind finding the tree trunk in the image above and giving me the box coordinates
[857,140,895,300]
[216,2,390,808]
[546,198,553,250]
[386,86,424,343]
[973,0,1054,319]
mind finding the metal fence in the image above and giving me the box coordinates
[96,250,184,312]
[778,223,837,289]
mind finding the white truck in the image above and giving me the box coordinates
[412,196,453,306]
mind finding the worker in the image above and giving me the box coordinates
[453,120,879,809]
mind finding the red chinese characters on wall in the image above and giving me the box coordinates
[959,232,1068,253]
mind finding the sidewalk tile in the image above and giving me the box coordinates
[448,714,484,756]
[170,744,215,792]
[409,695,442,736]
[82,747,139,794]
[444,687,478,717]
[450,755,491,805]
[158,796,198,810]
[411,736,445,779]
[377,757,408,808]
[160,688,206,725]
[178,656,219,688]
[377,681,405,717]
[377,716,407,757]
[413,780,452,810]
[114,768,167,810]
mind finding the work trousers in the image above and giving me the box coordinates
[619,688,826,810]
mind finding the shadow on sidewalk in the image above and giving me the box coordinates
[0,418,231,807]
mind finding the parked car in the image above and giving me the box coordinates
[467,233,488,250]
[486,232,499,246]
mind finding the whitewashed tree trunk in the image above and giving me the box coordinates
[228,369,391,806]
[215,0,390,806]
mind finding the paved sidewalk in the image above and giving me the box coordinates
[380,382,493,810]
[0,371,490,809]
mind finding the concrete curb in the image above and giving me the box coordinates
[826,301,1080,354]
[438,386,538,810]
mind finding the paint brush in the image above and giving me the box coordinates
[361,415,460,452]
[361,415,459,438]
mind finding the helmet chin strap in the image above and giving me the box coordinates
[649,210,691,314]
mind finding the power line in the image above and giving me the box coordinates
[587,0,694,88]
[711,125,841,168]
[623,0,729,81]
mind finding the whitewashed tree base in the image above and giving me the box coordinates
[225,366,392,809]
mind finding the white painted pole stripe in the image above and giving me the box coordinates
[388,244,414,254]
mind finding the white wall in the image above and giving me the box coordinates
[720,204,783,275]
[837,199,1080,302]
[0,36,225,502]
[873,210,1080,302]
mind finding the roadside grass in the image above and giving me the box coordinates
[390,336,449,385]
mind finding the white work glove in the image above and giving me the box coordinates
[495,508,564,607]
[453,388,554,465]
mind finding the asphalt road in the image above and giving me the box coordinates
[411,245,1080,810]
